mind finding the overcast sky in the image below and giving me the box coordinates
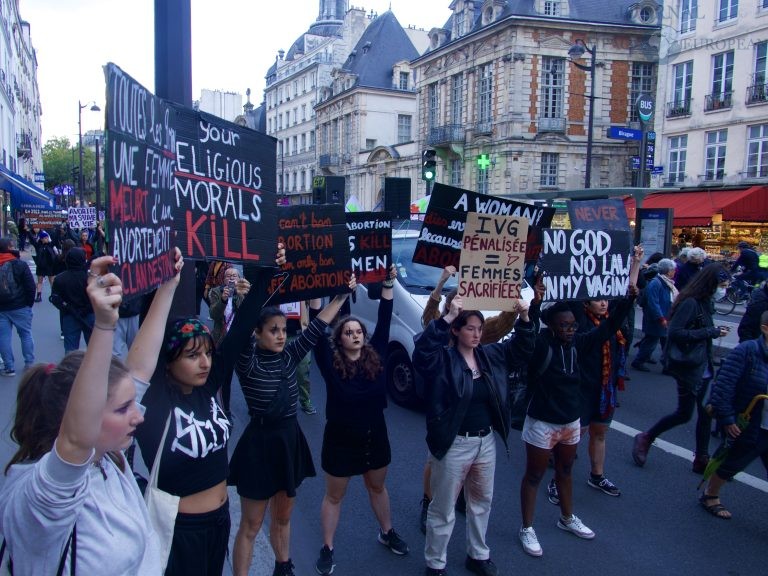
[21,0,451,144]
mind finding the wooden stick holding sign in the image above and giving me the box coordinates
[458,212,528,311]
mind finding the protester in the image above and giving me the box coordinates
[632,258,677,371]
[731,241,765,286]
[5,219,18,249]
[28,230,58,302]
[51,247,93,353]
[737,281,768,342]
[203,260,232,304]
[310,265,408,575]
[700,310,768,519]
[229,272,357,576]
[519,285,635,558]
[92,222,108,257]
[414,295,534,576]
[0,238,35,375]
[674,247,706,291]
[79,229,94,261]
[16,217,27,251]
[633,264,731,472]
[0,256,161,573]
[282,301,315,415]
[418,265,519,533]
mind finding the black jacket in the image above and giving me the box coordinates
[0,253,35,311]
[52,248,92,318]
[413,315,536,460]
[737,284,768,342]
[665,297,721,387]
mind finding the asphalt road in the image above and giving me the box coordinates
[0,275,763,576]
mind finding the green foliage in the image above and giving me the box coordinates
[41,137,99,195]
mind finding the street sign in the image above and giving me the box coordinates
[631,156,640,171]
[607,126,643,140]
[651,166,664,175]
[636,93,655,124]
[34,172,45,183]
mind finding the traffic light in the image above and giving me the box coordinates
[421,149,436,182]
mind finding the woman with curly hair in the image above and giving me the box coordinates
[309,265,408,575]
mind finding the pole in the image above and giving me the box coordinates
[95,137,101,221]
[78,101,84,207]
[584,45,596,189]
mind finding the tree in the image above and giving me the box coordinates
[41,136,98,198]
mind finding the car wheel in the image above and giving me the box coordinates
[386,347,419,408]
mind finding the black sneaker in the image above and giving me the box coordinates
[378,528,409,555]
[547,478,560,505]
[420,495,431,535]
[272,559,295,576]
[465,555,498,576]
[425,568,447,576]
[315,545,335,575]
[587,475,621,497]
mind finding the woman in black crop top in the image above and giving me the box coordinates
[308,265,409,575]
[130,246,285,576]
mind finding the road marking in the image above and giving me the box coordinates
[611,420,768,493]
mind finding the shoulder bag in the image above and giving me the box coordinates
[144,414,180,572]
[663,303,707,368]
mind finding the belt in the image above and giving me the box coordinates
[458,426,493,438]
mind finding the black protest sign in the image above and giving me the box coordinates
[105,63,176,297]
[538,229,633,301]
[413,183,555,270]
[346,212,392,285]
[172,108,278,264]
[267,204,352,303]
[567,199,630,231]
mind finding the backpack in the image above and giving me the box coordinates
[0,261,18,300]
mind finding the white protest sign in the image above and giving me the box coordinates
[68,207,97,229]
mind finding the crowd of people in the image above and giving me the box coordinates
[0,228,766,576]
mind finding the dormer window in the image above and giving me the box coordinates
[627,1,658,25]
[544,0,562,15]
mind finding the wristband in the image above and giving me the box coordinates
[382,278,395,288]
[93,323,117,331]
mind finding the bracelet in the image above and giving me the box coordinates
[382,278,395,288]
[93,323,117,331]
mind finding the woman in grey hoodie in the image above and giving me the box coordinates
[0,256,161,574]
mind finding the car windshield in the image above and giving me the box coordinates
[392,235,458,295]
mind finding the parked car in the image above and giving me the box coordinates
[351,222,534,408]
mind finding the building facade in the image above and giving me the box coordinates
[655,0,768,188]
[411,0,661,199]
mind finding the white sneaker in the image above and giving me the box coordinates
[557,514,595,539]
[519,526,543,557]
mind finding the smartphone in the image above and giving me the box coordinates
[227,280,236,292]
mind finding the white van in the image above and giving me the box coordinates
[350,222,534,408]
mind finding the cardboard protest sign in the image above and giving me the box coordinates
[538,229,633,301]
[21,206,64,229]
[68,207,97,229]
[458,213,528,311]
[105,63,176,296]
[346,212,391,285]
[267,204,352,303]
[567,199,630,231]
[172,108,278,264]
[413,183,555,270]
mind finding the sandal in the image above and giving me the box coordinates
[699,494,731,520]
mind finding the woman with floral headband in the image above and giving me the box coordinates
[130,247,284,575]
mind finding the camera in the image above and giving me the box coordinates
[227,279,236,292]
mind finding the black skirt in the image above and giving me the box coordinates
[321,415,391,477]
[228,416,315,500]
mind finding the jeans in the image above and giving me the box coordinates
[62,312,94,354]
[647,377,711,456]
[425,433,496,569]
[634,334,667,364]
[0,307,35,369]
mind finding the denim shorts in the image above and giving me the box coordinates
[522,416,581,450]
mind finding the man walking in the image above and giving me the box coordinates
[0,238,35,375]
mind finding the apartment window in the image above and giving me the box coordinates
[541,57,564,119]
[540,152,559,187]
[278,113,283,130]
[310,130,316,150]
[544,0,561,15]
[705,130,727,180]
[365,138,377,149]
[451,74,463,125]
[672,61,693,108]
[301,133,306,152]
[680,0,697,33]
[711,51,734,98]
[399,72,409,90]
[630,62,655,122]
[301,104,306,122]
[321,124,329,153]
[718,0,738,22]
[477,166,489,194]
[450,158,463,186]
[300,170,306,191]
[455,11,465,36]
[428,83,440,129]
[477,63,493,124]
[747,124,768,177]
[397,114,412,144]
[344,115,352,154]
[668,135,688,182]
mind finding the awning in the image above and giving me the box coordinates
[0,164,53,208]
[624,186,768,227]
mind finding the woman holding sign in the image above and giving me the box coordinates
[309,265,409,576]
[229,274,357,576]
[414,295,535,576]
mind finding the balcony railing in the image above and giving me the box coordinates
[16,133,30,158]
[474,120,493,135]
[318,154,339,168]
[747,83,768,105]
[744,167,768,178]
[704,92,732,111]
[427,124,465,146]
[537,116,566,133]
[666,98,692,118]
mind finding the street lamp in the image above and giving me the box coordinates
[78,100,100,207]
[568,40,596,188]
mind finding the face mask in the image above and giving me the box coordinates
[713,287,726,301]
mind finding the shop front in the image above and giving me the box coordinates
[624,186,768,259]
